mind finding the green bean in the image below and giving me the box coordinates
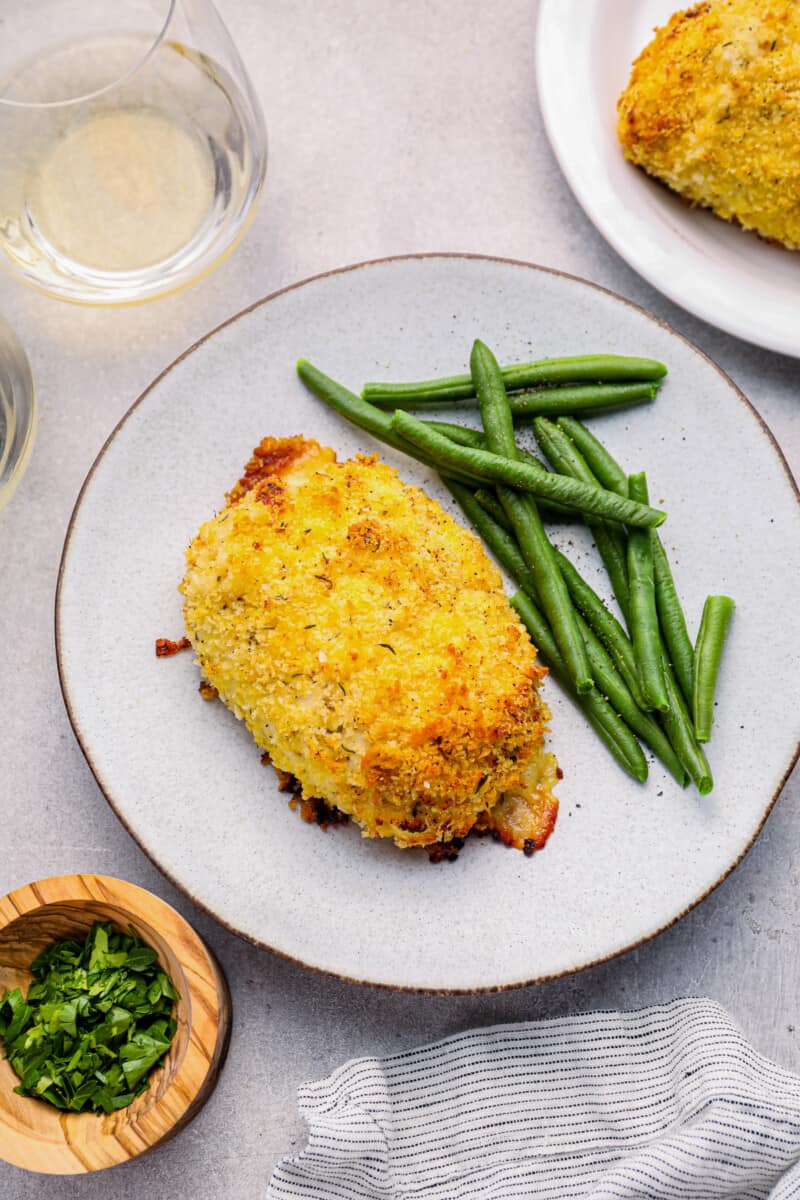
[445,481,649,782]
[693,596,735,743]
[368,380,659,414]
[363,354,667,405]
[652,537,695,709]
[426,419,579,482]
[442,480,538,598]
[473,482,574,525]
[295,359,480,485]
[425,420,549,469]
[294,351,627,528]
[511,592,648,782]
[516,446,582,517]
[471,482,575,547]
[391,411,667,527]
[431,422,574,517]
[627,472,669,712]
[576,614,688,785]
[471,339,592,694]
[507,382,657,417]
[501,488,594,693]
[533,417,631,620]
[532,417,623,507]
[517,446,556,473]
[423,421,485,448]
[467,479,698,789]
[297,358,414,455]
[556,417,629,497]
[471,340,518,455]
[553,548,647,711]
[474,488,512,530]
[661,667,713,794]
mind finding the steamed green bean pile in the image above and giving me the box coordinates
[297,343,734,794]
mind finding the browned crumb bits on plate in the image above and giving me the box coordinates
[288,793,349,830]
[426,838,465,864]
[155,636,191,657]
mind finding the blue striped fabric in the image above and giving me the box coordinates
[267,999,800,1199]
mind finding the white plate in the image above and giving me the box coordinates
[537,1,800,356]
[57,255,800,991]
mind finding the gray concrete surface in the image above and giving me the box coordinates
[1,2,798,1196]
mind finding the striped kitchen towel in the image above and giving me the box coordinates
[267,998,800,1200]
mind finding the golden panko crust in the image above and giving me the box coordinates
[617,1,800,249]
[180,436,558,851]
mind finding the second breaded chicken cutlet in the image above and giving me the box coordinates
[618,1,800,249]
[181,436,558,855]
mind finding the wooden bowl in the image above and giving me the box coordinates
[0,874,231,1174]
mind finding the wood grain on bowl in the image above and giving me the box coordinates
[0,874,230,1175]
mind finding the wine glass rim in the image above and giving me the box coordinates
[0,0,177,110]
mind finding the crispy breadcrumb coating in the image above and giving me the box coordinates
[180,436,558,852]
[618,1,800,249]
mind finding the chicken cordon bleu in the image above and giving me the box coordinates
[180,436,558,855]
[618,1,800,250]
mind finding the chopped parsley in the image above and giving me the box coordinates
[0,922,179,1114]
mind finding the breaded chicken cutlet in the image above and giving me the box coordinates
[618,1,800,249]
[180,436,558,855]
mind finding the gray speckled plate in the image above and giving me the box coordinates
[56,255,800,992]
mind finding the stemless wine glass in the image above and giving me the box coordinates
[0,1,267,304]
[0,318,36,511]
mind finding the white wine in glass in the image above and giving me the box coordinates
[0,2,267,304]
